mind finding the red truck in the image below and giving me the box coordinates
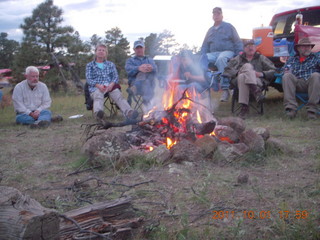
[254,5,320,67]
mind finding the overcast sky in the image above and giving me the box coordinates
[0,0,319,50]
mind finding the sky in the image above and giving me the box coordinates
[0,0,319,51]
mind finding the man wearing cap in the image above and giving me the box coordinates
[201,7,243,102]
[282,37,320,119]
[125,40,157,112]
[223,39,276,119]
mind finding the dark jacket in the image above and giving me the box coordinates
[223,52,276,86]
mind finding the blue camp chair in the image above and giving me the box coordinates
[274,73,320,115]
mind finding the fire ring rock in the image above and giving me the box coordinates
[239,129,265,153]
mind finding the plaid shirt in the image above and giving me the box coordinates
[86,60,119,93]
[283,53,320,80]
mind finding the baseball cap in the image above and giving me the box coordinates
[212,7,222,14]
[134,40,145,48]
[244,39,255,47]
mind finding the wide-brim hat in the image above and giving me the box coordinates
[294,37,315,51]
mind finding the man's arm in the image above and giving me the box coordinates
[36,83,52,112]
[12,84,31,115]
[125,58,140,78]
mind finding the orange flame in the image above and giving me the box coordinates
[166,137,177,149]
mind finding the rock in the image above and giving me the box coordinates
[239,129,265,153]
[213,125,240,143]
[214,142,248,162]
[170,139,202,163]
[237,173,249,184]
[233,143,250,155]
[253,127,270,141]
[117,148,146,169]
[146,145,171,164]
[82,129,131,160]
[266,137,293,154]
[217,117,246,135]
[194,134,218,158]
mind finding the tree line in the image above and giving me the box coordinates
[0,0,198,91]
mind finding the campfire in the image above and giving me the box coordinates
[83,82,282,165]
[131,84,222,151]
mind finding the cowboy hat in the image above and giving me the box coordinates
[294,37,315,51]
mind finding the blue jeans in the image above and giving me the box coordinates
[16,109,52,125]
[132,80,154,104]
[206,51,234,90]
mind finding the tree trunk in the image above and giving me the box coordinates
[0,186,60,240]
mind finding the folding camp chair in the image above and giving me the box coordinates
[84,82,119,117]
[273,74,320,115]
[126,88,143,112]
[231,83,268,115]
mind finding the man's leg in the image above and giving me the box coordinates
[306,72,320,115]
[38,109,52,122]
[90,90,105,119]
[282,73,299,118]
[208,51,234,101]
[16,113,36,125]
[109,88,138,119]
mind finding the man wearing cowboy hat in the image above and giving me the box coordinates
[282,37,320,119]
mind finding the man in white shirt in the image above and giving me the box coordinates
[12,66,52,128]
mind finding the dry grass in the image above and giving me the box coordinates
[0,86,319,239]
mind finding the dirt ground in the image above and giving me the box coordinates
[0,92,319,240]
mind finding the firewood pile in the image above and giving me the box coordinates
[0,186,143,240]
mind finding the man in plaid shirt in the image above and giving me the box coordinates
[282,37,320,119]
[86,44,138,121]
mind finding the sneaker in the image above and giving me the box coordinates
[220,90,230,102]
[127,109,139,120]
[285,109,296,119]
[307,111,317,120]
[51,115,63,122]
[30,120,50,129]
[237,104,249,119]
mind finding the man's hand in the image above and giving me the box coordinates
[255,72,264,78]
[184,72,192,80]
[96,84,107,93]
[29,110,40,120]
[138,64,153,73]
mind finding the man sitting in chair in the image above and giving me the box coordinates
[86,44,138,121]
[281,37,320,120]
[125,40,157,113]
[223,39,276,119]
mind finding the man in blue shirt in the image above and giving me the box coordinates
[86,44,138,121]
[282,38,320,119]
[201,7,243,102]
[125,40,157,112]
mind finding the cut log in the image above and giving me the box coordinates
[0,186,60,240]
[59,197,143,240]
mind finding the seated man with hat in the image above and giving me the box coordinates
[281,37,320,119]
[125,40,157,113]
[223,39,276,119]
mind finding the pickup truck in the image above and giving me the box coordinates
[257,5,320,67]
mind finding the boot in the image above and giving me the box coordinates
[238,104,249,119]
[249,84,265,103]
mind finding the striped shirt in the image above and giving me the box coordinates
[283,53,320,80]
[86,60,119,93]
